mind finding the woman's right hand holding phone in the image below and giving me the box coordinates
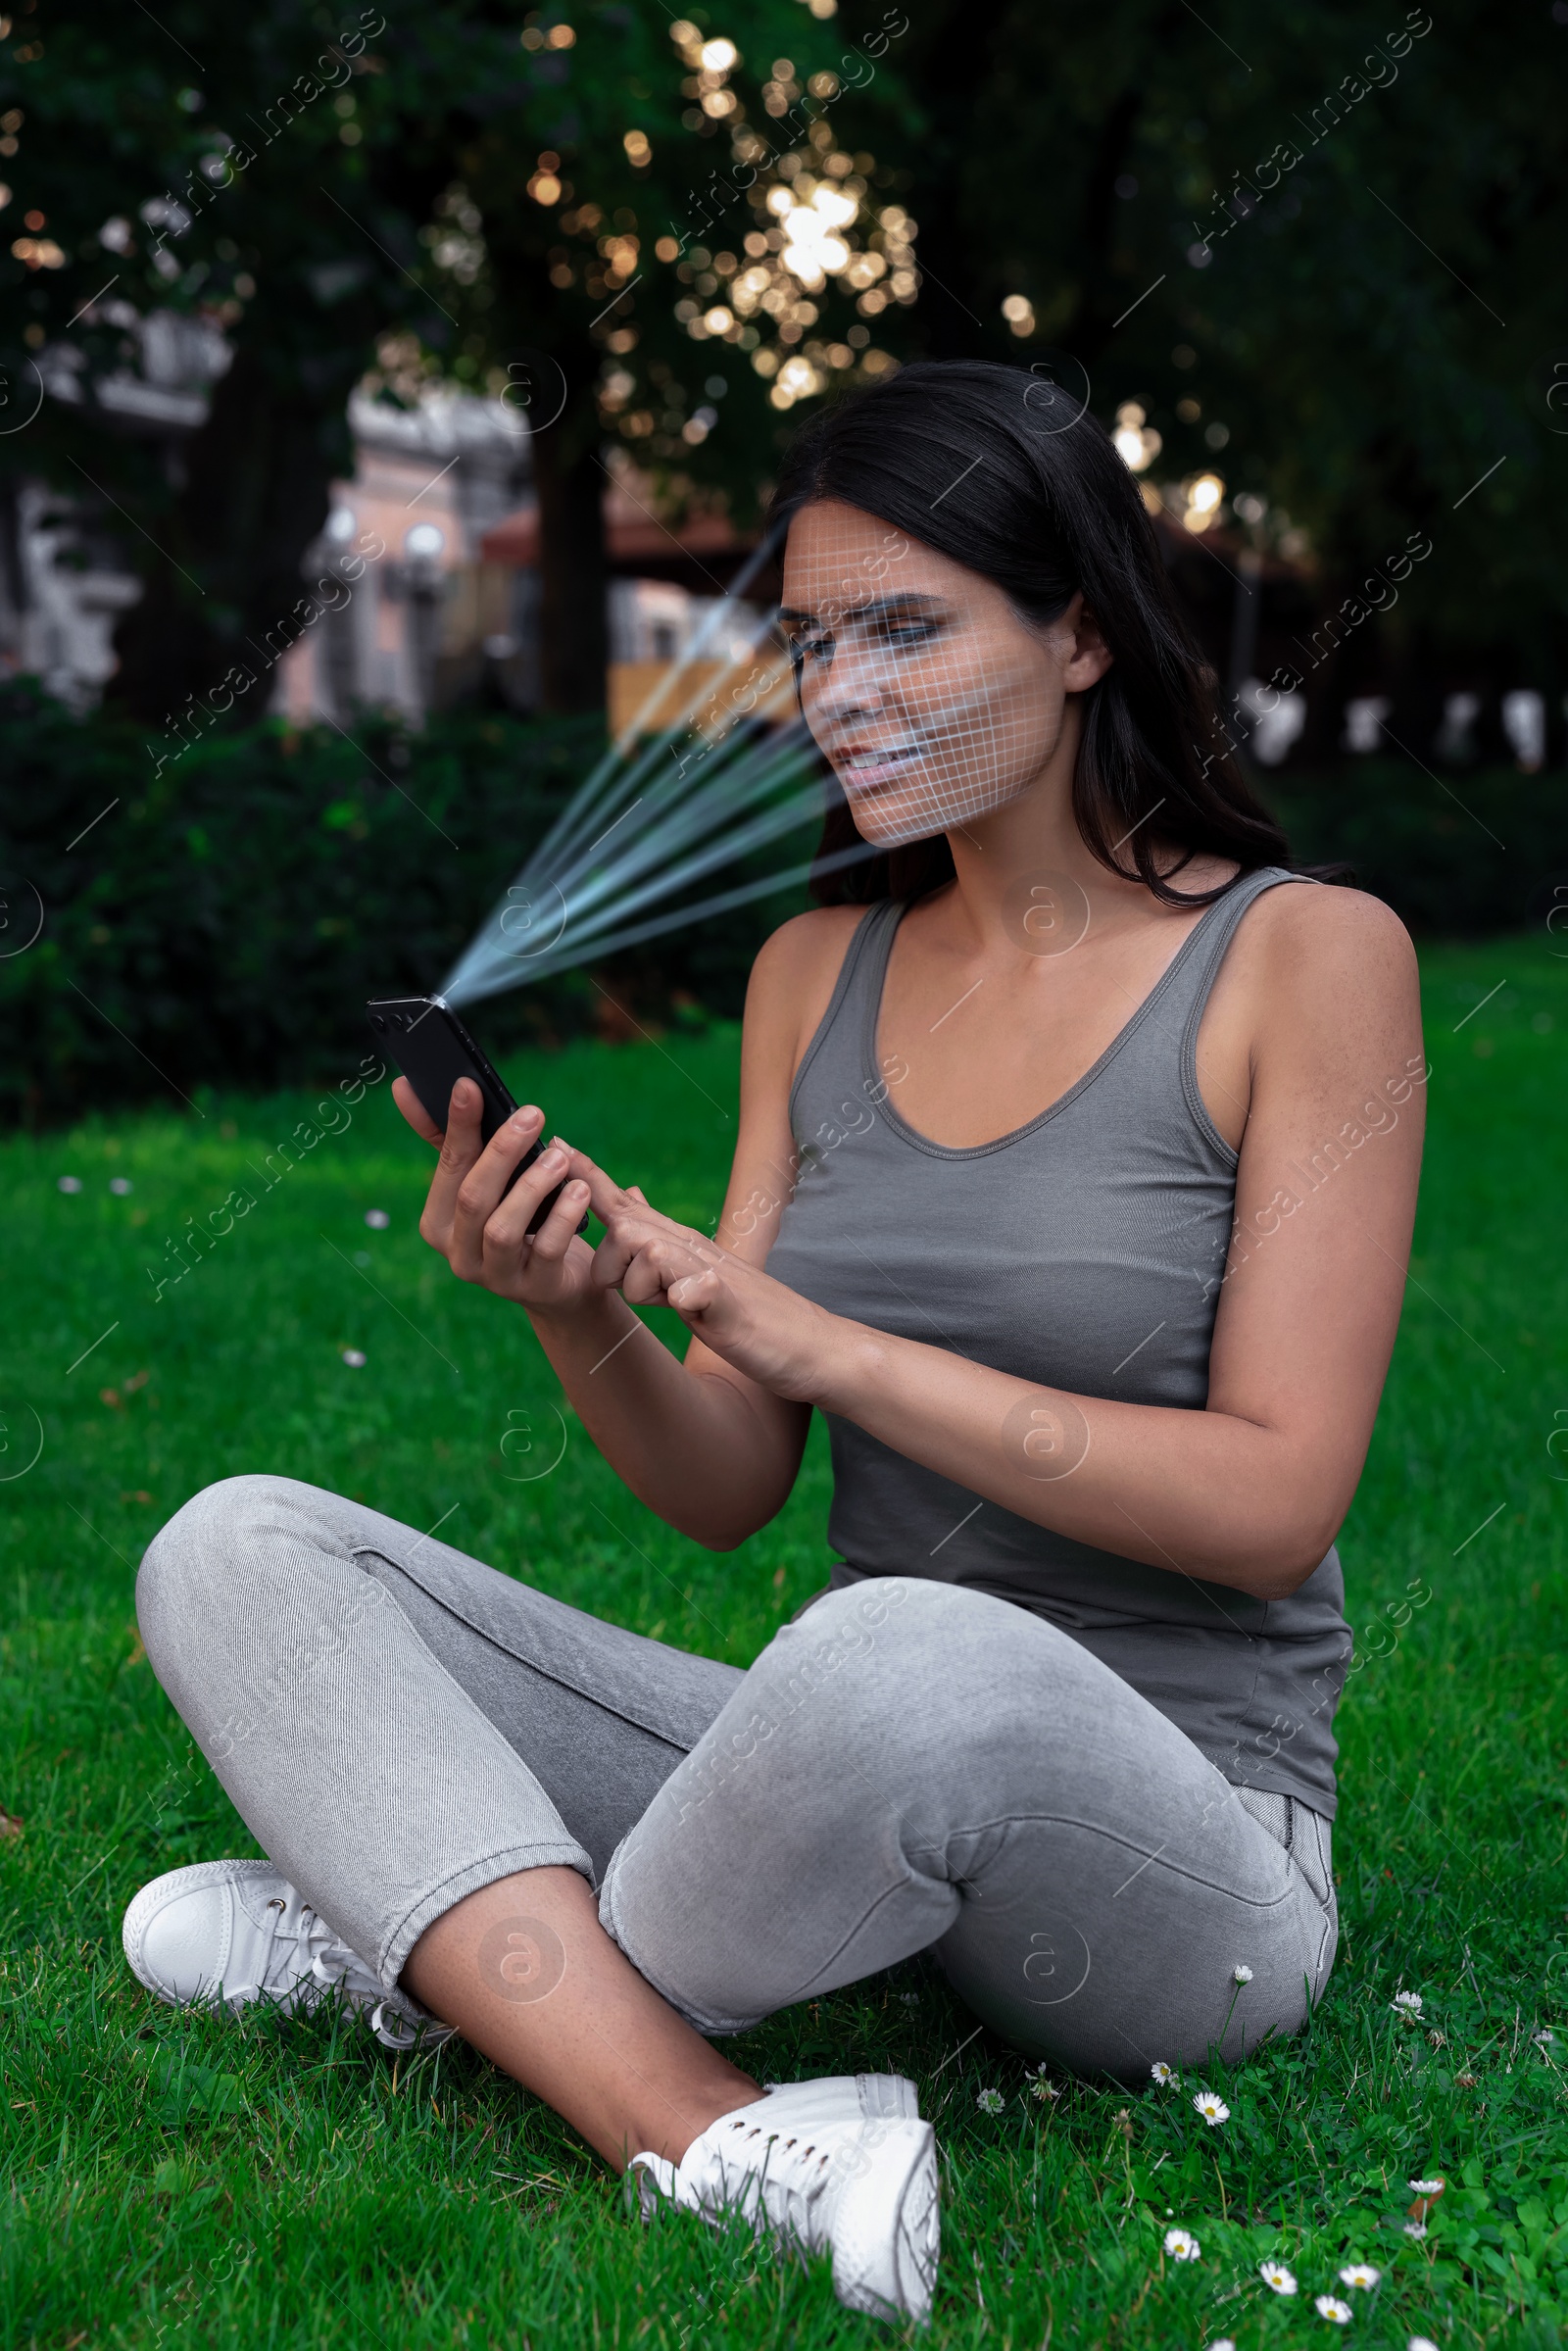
[394,1076,598,1318]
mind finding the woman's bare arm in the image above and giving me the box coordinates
[397,910,860,1547]
[573,886,1424,1597]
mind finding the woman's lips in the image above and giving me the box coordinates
[835,744,925,793]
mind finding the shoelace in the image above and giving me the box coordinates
[710,2120,835,2245]
[224,1892,360,2005]
[230,1891,443,2047]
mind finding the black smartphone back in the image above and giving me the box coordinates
[368,995,568,1229]
[368,995,516,1142]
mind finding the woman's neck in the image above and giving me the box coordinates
[932,703,1142,950]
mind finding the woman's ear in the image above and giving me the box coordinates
[1062,596,1114,692]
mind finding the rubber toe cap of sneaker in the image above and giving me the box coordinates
[122,1862,251,2003]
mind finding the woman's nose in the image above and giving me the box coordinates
[807,640,898,731]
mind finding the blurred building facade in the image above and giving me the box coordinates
[274,403,779,734]
[0,308,229,709]
[0,327,1554,767]
[274,384,533,727]
[0,337,778,734]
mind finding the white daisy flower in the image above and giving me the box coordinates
[1193,2089,1230,2125]
[1314,2295,1352,2324]
[341,1348,368,1368]
[1402,2221,1428,2240]
[1339,2264,1382,2288]
[976,2087,1004,2115]
[364,1207,391,1228]
[1259,2261,1298,2294]
[1393,1990,1424,2016]
[1162,2226,1200,2261]
[1408,2178,1445,2196]
[1150,2061,1179,2086]
[1233,1963,1253,1984]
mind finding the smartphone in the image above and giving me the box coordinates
[367,995,579,1235]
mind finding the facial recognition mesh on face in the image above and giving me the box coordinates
[781,499,1066,849]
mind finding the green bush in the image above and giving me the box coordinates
[0,690,806,1125]
[1266,760,1568,935]
[3,687,1565,1127]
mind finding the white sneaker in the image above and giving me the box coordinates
[122,1859,454,2052]
[760,2072,920,2123]
[631,2084,940,2323]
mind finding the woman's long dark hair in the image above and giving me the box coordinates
[769,359,1308,908]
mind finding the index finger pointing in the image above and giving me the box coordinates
[561,1148,634,1222]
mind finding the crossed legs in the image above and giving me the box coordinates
[135,1475,1337,2150]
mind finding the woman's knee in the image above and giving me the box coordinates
[136,1473,321,1672]
[784,1574,993,1664]
[727,1578,1057,1822]
[764,1578,1059,1746]
[747,1579,935,1739]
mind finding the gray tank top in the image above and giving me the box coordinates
[765,867,1350,1816]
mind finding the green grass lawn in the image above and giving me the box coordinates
[3,938,1566,2350]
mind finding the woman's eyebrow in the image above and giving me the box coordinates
[778,592,945,631]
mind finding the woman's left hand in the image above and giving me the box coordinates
[566,1149,844,1403]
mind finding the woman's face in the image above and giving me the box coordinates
[780,498,1102,848]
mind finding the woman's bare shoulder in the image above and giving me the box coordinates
[747,903,869,1024]
[745,904,868,1065]
[1243,876,1417,990]
[1229,878,1421,1079]
[1198,877,1419,1144]
[753,903,869,981]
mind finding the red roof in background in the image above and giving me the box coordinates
[481,473,753,571]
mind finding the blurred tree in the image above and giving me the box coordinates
[0,2,466,726]
[0,0,918,726]
[896,0,1568,749]
[374,2,921,711]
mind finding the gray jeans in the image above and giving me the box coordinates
[136,1475,1338,2079]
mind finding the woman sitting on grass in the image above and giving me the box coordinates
[122,360,1423,2324]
